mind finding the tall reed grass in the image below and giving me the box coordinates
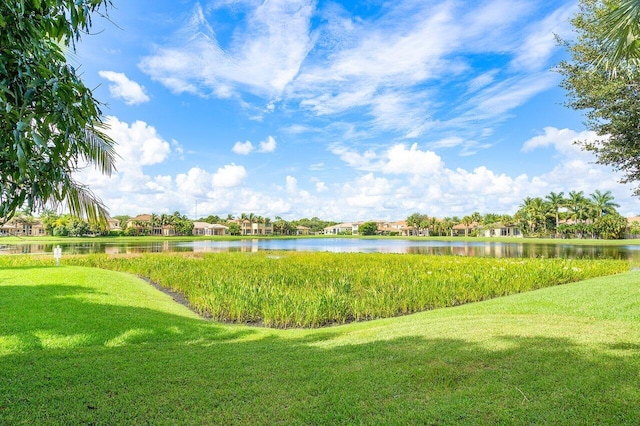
[29,252,626,328]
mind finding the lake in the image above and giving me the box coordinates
[2,238,640,260]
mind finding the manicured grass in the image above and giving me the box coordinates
[61,252,628,327]
[0,259,638,424]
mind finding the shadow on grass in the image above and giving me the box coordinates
[0,284,254,352]
[0,282,638,425]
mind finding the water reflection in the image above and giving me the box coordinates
[0,238,638,260]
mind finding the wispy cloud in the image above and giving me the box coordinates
[138,0,575,151]
[139,1,316,99]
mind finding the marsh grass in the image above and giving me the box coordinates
[0,260,638,425]
[43,252,631,328]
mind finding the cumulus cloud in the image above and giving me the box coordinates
[330,143,443,176]
[259,136,277,153]
[105,116,171,168]
[521,127,600,158]
[285,175,298,193]
[98,71,150,105]
[232,140,255,155]
[175,167,212,196]
[232,136,277,154]
[320,128,640,218]
[213,163,248,187]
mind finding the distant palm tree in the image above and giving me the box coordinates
[460,215,473,237]
[590,189,620,218]
[568,191,589,224]
[545,191,566,235]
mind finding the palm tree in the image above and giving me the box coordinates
[596,0,640,73]
[518,197,549,234]
[545,191,565,236]
[590,189,620,218]
[460,215,473,237]
[406,212,422,236]
[567,191,588,223]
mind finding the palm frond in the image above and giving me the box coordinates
[82,122,118,176]
[597,0,640,75]
[59,177,110,228]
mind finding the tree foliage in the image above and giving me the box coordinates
[358,221,379,236]
[514,189,623,238]
[558,0,640,195]
[0,0,116,225]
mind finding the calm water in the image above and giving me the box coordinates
[1,238,640,260]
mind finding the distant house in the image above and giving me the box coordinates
[378,220,417,236]
[193,222,228,236]
[452,222,479,237]
[228,219,273,236]
[106,216,122,231]
[0,219,46,237]
[125,214,177,236]
[295,225,311,236]
[481,222,522,238]
[626,216,640,238]
[323,222,363,235]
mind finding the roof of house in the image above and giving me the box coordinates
[452,222,479,230]
[130,214,152,222]
[193,222,228,229]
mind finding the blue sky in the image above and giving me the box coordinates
[73,0,640,220]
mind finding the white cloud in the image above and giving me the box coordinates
[78,100,640,221]
[175,167,212,196]
[521,127,599,158]
[232,140,255,155]
[259,136,277,153]
[98,71,150,105]
[232,136,276,154]
[139,1,316,99]
[105,116,171,168]
[137,1,570,142]
[286,175,298,193]
[212,163,248,187]
[509,3,576,72]
[330,143,443,176]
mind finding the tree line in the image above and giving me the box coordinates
[5,187,635,240]
[405,189,631,239]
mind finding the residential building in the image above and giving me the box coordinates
[296,225,311,235]
[125,214,177,236]
[323,222,362,235]
[193,222,229,236]
[229,219,273,236]
[378,220,417,236]
[0,219,46,237]
[480,222,522,238]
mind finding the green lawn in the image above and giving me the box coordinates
[1,262,639,424]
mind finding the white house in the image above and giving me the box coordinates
[192,222,229,236]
